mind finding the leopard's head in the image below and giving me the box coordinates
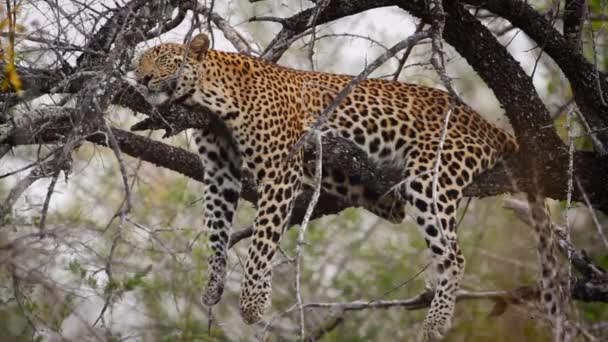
[130,34,210,106]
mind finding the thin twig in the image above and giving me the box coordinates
[428,0,463,104]
[305,0,329,71]
[565,103,576,300]
[93,232,122,327]
[194,5,254,54]
[431,104,455,238]
[104,121,132,220]
[38,167,62,230]
[586,9,608,106]
[294,132,323,339]
[303,33,396,57]
[575,177,608,248]
[393,21,425,81]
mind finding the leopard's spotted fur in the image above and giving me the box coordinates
[131,34,518,339]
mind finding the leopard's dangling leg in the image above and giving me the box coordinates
[195,123,242,307]
[405,172,464,341]
[239,155,302,324]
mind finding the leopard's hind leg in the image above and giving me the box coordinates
[239,155,303,324]
[404,166,465,340]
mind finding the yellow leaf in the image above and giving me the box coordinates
[0,18,9,31]
[8,69,21,91]
[2,63,23,93]
[1,79,10,92]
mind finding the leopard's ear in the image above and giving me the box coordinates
[189,34,210,61]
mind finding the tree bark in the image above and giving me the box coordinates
[464,0,608,152]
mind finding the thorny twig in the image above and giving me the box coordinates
[427,0,462,250]
[565,104,576,305]
[103,121,132,220]
[531,0,564,80]
[205,0,215,47]
[93,231,121,327]
[428,0,463,104]
[305,0,330,71]
[294,132,323,339]
[431,104,455,238]
[368,262,430,303]
[303,33,402,64]
[393,21,426,81]
[38,165,63,230]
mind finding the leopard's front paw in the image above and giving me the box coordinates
[201,277,224,306]
[421,315,451,341]
[201,257,226,306]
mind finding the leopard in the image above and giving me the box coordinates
[130,33,519,340]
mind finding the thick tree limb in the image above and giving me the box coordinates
[564,0,587,50]
[464,0,608,152]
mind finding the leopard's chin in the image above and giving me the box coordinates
[144,91,171,106]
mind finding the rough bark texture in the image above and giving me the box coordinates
[465,0,608,150]
[564,0,586,49]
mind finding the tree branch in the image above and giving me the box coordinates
[564,0,587,50]
[464,0,608,153]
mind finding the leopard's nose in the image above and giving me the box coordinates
[139,75,152,86]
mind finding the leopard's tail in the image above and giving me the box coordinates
[491,127,519,158]
[500,131,519,156]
